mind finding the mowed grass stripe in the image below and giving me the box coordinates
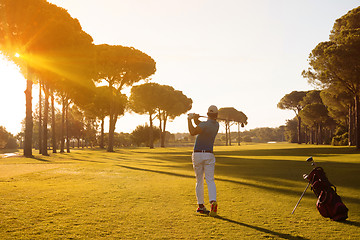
[0,143,359,239]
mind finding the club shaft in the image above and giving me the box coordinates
[198,115,228,121]
[291,182,310,214]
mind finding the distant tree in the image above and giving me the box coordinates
[129,83,162,148]
[234,110,248,145]
[299,103,333,145]
[94,44,156,152]
[218,107,247,146]
[156,85,192,147]
[278,91,308,144]
[0,126,17,149]
[284,118,300,143]
[103,132,132,148]
[131,125,161,147]
[0,126,9,148]
[85,86,112,149]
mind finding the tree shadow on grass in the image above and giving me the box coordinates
[213,215,309,240]
[118,165,195,179]
[117,164,360,205]
[33,157,52,162]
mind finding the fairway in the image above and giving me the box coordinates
[1,143,359,239]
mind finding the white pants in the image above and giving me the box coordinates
[192,152,217,204]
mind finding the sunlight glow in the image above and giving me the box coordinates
[15,53,20,58]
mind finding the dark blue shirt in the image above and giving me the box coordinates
[194,119,219,152]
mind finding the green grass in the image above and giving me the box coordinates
[0,143,359,239]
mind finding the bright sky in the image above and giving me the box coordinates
[1,0,359,135]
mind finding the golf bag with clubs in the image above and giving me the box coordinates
[305,158,348,221]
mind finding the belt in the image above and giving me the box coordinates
[194,150,213,153]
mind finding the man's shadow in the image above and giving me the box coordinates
[211,216,360,239]
[213,215,310,240]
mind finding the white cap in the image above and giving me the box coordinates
[208,105,218,114]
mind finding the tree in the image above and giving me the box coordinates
[0,0,94,156]
[299,103,332,145]
[234,110,248,145]
[278,91,308,144]
[94,44,156,152]
[218,107,248,146]
[321,88,354,145]
[84,86,113,149]
[131,125,161,147]
[129,83,162,148]
[284,118,301,143]
[156,85,192,147]
[0,126,18,149]
[303,6,360,149]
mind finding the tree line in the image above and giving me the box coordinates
[278,6,360,149]
[0,0,194,156]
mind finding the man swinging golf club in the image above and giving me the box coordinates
[188,105,219,217]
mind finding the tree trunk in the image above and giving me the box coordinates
[161,114,167,148]
[38,80,43,154]
[24,69,33,158]
[149,113,154,149]
[60,98,65,153]
[349,104,355,146]
[42,85,49,156]
[225,121,229,146]
[318,124,322,145]
[51,91,56,153]
[100,117,105,149]
[237,123,240,146]
[159,111,163,147]
[107,85,115,152]
[297,116,302,144]
[355,95,360,149]
[304,126,308,144]
[107,113,116,152]
[229,125,232,146]
[65,101,70,153]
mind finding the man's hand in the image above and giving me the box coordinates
[188,113,202,136]
[187,113,196,120]
[187,113,199,120]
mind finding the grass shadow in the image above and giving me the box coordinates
[215,215,310,240]
[216,146,359,157]
[33,157,52,162]
[341,220,360,227]
[117,164,360,205]
[118,165,195,179]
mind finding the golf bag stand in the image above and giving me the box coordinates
[305,158,348,221]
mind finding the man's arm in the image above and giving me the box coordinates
[188,115,202,136]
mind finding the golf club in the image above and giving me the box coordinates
[291,181,310,214]
[291,173,310,214]
[291,157,315,214]
[188,114,245,127]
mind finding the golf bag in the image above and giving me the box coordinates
[306,167,348,221]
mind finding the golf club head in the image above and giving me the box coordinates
[306,156,315,166]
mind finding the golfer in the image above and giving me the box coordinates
[188,105,219,217]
